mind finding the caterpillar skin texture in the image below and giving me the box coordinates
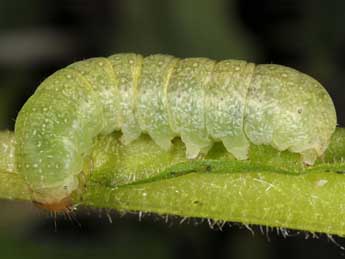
[15,53,337,206]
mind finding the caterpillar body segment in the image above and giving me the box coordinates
[167,58,216,159]
[205,60,255,160]
[68,57,121,134]
[108,53,144,145]
[136,54,179,151]
[244,64,336,165]
[14,53,337,206]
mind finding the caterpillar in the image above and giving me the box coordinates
[14,53,337,210]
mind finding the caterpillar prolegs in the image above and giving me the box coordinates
[14,53,337,208]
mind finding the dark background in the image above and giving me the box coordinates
[1,0,345,258]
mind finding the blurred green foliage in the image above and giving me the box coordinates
[1,0,345,258]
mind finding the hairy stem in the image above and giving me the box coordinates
[1,129,345,236]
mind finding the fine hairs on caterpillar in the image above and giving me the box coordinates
[15,53,337,210]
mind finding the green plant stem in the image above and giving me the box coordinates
[1,129,345,236]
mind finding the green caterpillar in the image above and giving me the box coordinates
[14,53,337,209]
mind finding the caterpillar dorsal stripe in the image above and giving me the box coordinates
[14,53,337,209]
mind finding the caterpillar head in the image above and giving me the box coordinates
[24,173,80,212]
